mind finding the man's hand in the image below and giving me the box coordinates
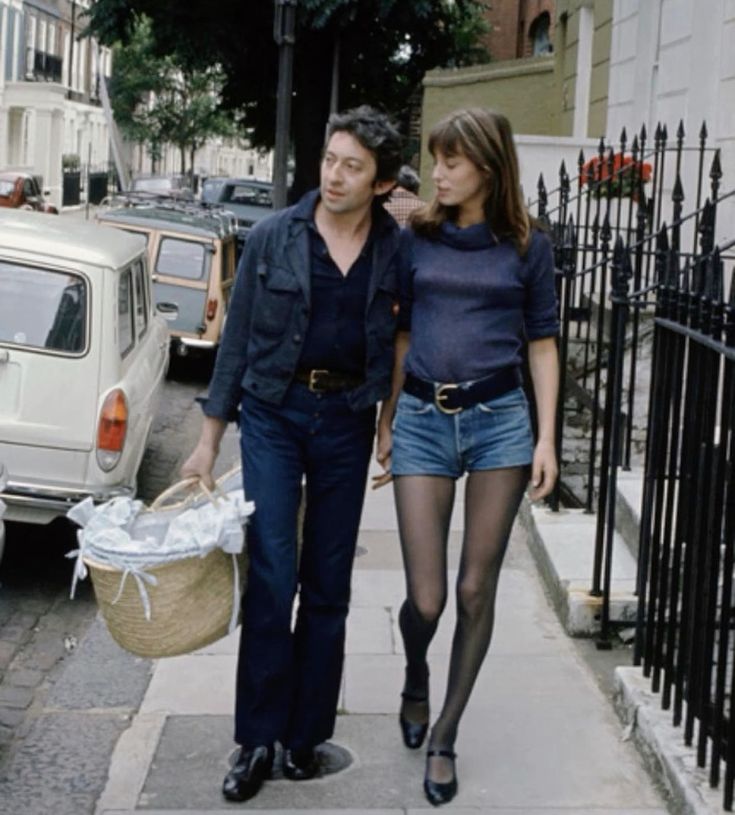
[372,421,393,489]
[527,439,558,502]
[180,442,218,491]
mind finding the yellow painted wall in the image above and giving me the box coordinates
[420,56,555,193]
[553,0,613,138]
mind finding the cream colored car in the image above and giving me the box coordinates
[0,210,170,524]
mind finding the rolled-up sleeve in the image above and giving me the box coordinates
[199,231,261,422]
[524,231,559,340]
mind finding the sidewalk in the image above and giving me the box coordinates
[87,426,668,815]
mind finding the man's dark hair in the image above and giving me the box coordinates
[325,105,403,187]
[396,164,420,194]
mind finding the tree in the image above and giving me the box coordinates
[86,1,489,194]
[109,15,236,174]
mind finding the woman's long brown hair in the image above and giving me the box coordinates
[410,108,533,254]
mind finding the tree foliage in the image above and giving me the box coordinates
[109,15,235,173]
[87,0,489,192]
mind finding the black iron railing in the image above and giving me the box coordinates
[536,120,735,808]
[630,229,735,810]
[533,121,728,517]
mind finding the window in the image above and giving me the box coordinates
[132,260,148,338]
[156,237,210,281]
[0,262,87,354]
[118,268,135,356]
[530,12,553,56]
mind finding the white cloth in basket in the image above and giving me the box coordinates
[65,476,254,627]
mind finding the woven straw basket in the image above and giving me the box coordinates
[85,475,246,659]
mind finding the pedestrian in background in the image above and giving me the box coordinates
[374,107,559,806]
[383,164,424,226]
[181,105,403,803]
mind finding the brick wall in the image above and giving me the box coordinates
[481,0,556,60]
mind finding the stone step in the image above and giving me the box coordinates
[520,500,638,636]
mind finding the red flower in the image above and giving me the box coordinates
[581,152,652,199]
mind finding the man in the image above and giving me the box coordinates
[383,164,424,226]
[181,106,402,802]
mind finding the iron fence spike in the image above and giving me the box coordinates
[677,119,685,140]
[640,122,647,141]
[700,120,708,140]
[710,149,722,180]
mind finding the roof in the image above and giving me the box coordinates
[98,205,233,239]
[0,209,146,269]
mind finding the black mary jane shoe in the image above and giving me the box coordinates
[399,665,430,749]
[423,748,458,807]
[283,747,320,781]
[399,689,429,749]
[222,744,275,802]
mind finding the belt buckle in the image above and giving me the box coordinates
[308,369,329,393]
[435,383,462,415]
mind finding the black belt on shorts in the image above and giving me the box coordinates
[294,368,364,393]
[402,367,522,415]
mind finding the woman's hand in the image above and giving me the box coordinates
[527,439,557,502]
[372,421,393,489]
[180,442,218,491]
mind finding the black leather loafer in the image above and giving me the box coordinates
[222,744,274,802]
[424,748,458,807]
[283,747,319,780]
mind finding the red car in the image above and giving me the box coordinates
[0,171,58,214]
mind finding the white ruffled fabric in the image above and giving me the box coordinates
[65,477,254,629]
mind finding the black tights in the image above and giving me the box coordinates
[395,468,528,780]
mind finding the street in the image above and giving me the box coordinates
[0,354,212,776]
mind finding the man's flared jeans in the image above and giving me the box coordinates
[235,384,376,751]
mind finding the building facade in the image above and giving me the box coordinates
[481,0,557,61]
[0,0,113,208]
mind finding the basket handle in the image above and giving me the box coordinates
[150,477,202,510]
[149,476,225,511]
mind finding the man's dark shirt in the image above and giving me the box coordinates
[297,221,374,376]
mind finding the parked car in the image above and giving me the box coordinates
[130,174,194,200]
[0,463,6,562]
[0,171,58,213]
[96,203,238,357]
[199,176,229,204]
[0,210,170,525]
[204,177,273,248]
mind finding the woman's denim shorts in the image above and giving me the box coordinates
[391,386,534,478]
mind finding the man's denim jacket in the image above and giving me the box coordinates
[202,189,401,422]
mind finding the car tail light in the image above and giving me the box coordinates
[96,389,128,471]
[206,298,218,321]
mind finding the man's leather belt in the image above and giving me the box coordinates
[294,368,364,393]
[403,367,522,415]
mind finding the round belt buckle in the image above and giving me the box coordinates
[434,383,462,415]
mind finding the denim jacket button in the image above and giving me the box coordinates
[293,334,302,343]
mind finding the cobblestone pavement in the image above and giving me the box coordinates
[0,355,211,777]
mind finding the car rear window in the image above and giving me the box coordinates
[222,184,272,207]
[0,261,87,353]
[156,237,209,281]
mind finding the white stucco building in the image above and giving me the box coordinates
[0,0,113,208]
[606,0,735,244]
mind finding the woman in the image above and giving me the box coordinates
[375,108,559,806]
